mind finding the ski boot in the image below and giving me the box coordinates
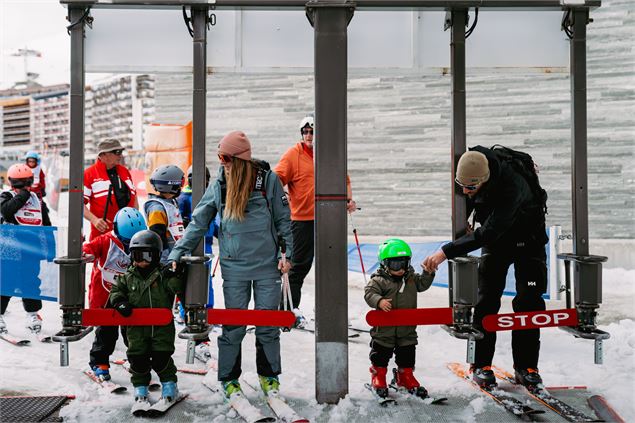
[222,379,243,399]
[370,365,389,398]
[131,385,151,416]
[470,365,496,388]
[258,375,280,396]
[194,341,212,362]
[393,367,428,399]
[0,314,7,334]
[514,368,544,389]
[91,364,111,381]
[26,312,42,334]
[292,308,307,329]
[160,381,179,402]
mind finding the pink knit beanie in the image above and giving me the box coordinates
[218,131,252,161]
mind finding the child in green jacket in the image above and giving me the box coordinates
[364,238,435,399]
[109,230,184,416]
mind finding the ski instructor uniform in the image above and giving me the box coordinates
[423,147,548,388]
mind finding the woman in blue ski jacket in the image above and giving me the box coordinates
[168,130,293,398]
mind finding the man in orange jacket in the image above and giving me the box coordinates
[274,115,357,326]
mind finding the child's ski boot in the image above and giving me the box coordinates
[26,312,42,334]
[91,364,111,381]
[369,365,389,398]
[393,367,428,399]
[131,385,151,416]
[222,379,243,399]
[514,368,544,389]
[470,365,496,388]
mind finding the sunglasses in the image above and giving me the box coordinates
[455,179,479,191]
[218,154,232,164]
[110,149,124,156]
[302,129,314,135]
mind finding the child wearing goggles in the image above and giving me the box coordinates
[364,238,435,400]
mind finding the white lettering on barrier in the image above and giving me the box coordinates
[495,311,573,328]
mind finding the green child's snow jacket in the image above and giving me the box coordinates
[109,266,184,355]
[364,266,434,348]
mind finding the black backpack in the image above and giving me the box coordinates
[489,145,548,216]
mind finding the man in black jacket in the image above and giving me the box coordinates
[423,147,548,388]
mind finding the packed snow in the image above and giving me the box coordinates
[1,264,633,422]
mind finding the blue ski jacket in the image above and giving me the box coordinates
[168,163,293,281]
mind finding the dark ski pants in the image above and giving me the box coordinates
[128,351,177,387]
[1,296,42,314]
[473,243,547,370]
[369,340,416,368]
[219,278,281,382]
[283,220,314,310]
[89,325,128,367]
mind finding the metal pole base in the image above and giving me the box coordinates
[52,326,93,367]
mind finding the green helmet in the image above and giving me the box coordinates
[378,239,412,272]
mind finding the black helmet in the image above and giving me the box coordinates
[150,165,184,194]
[129,230,163,265]
[187,165,211,188]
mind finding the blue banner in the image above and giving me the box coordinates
[0,225,58,301]
[348,241,551,299]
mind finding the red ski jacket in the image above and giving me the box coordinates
[84,160,136,240]
[82,232,128,309]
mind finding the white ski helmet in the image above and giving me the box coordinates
[299,115,314,134]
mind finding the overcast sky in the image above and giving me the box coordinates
[0,0,72,89]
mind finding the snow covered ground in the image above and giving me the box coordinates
[0,265,633,422]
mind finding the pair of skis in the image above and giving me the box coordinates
[131,393,189,418]
[364,370,448,408]
[448,362,600,421]
[203,378,308,423]
[0,330,52,346]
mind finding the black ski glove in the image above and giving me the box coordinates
[114,301,133,317]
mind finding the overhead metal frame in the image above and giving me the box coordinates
[60,0,603,403]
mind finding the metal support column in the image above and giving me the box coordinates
[441,10,483,363]
[53,5,93,366]
[306,1,354,404]
[179,6,211,361]
[558,8,609,364]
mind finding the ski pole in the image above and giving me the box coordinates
[279,238,293,312]
[211,255,220,277]
[349,210,367,284]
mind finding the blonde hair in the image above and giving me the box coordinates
[224,158,255,221]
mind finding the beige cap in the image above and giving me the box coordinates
[218,131,252,161]
[97,138,125,155]
[456,151,490,186]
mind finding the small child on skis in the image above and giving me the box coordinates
[83,207,147,381]
[364,238,435,399]
[0,163,50,336]
[109,230,185,415]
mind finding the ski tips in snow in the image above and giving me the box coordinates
[83,370,127,394]
[0,333,31,346]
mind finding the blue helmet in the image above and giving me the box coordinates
[113,207,147,242]
[25,151,41,164]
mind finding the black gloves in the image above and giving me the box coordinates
[114,301,133,317]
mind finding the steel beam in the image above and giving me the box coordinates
[450,9,468,242]
[60,6,88,308]
[309,1,354,405]
[60,0,601,11]
[570,9,589,256]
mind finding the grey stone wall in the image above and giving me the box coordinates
[154,0,634,239]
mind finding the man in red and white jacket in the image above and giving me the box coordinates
[84,138,138,241]
[82,207,147,380]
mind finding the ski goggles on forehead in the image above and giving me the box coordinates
[385,257,410,271]
[131,250,154,263]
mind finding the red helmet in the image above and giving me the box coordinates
[7,163,34,188]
